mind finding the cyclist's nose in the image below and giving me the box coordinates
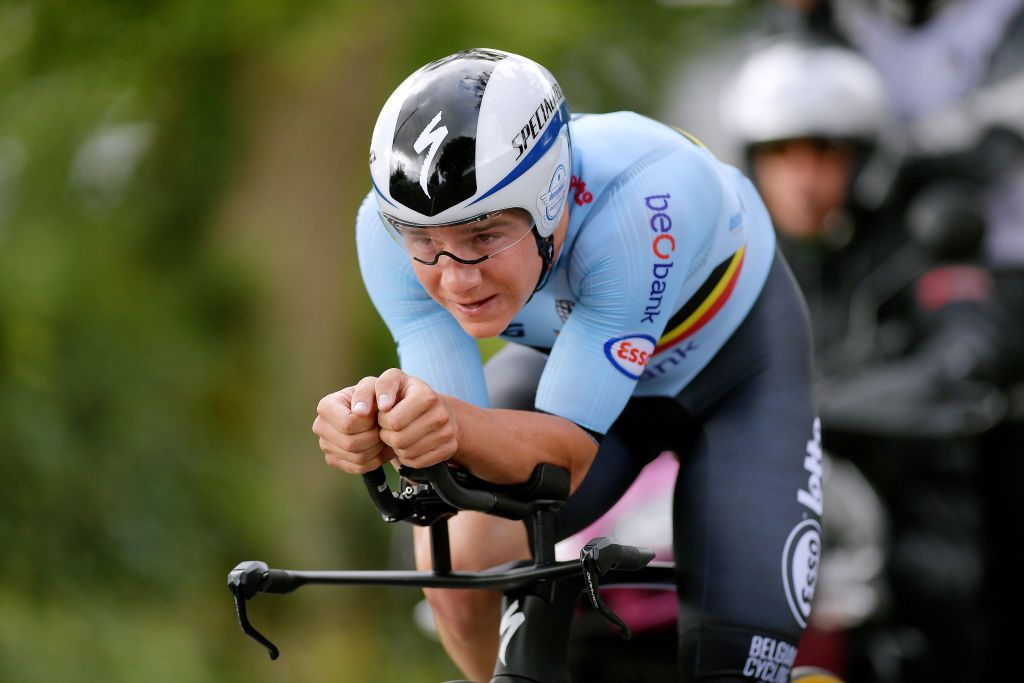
[439,258,483,294]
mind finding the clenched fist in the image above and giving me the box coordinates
[313,369,459,473]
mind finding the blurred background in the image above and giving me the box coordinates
[1,0,1022,681]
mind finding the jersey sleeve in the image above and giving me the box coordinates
[535,146,726,433]
[355,193,491,407]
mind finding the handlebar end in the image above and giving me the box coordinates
[228,561,270,599]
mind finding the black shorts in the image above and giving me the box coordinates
[484,248,820,682]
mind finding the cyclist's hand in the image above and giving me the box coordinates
[374,368,459,468]
[313,376,396,474]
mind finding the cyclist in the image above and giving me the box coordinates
[720,37,897,376]
[313,48,819,682]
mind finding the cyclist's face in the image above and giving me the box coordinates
[410,209,546,339]
[753,138,853,240]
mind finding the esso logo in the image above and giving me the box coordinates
[782,519,822,628]
[603,334,657,379]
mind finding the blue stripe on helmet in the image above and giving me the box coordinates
[468,102,569,207]
[372,176,396,207]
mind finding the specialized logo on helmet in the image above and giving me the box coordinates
[413,111,448,198]
[604,334,656,379]
[782,518,821,628]
[512,83,565,161]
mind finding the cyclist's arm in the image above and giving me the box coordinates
[446,399,598,492]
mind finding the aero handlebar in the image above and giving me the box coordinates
[229,461,661,663]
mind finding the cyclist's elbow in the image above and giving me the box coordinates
[565,430,599,494]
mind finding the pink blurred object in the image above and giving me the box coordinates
[557,451,679,632]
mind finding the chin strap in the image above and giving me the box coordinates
[532,228,556,294]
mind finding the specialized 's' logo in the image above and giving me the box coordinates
[782,519,821,628]
[413,110,448,197]
[604,334,656,379]
[498,600,526,666]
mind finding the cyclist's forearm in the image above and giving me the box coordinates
[444,396,597,492]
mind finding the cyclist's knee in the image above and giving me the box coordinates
[413,512,530,573]
[422,587,500,641]
[412,514,528,642]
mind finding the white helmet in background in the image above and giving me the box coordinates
[871,0,951,26]
[722,39,888,149]
[370,48,571,239]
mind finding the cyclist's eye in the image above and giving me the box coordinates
[474,233,499,245]
[408,235,435,248]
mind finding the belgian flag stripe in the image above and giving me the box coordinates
[654,246,745,355]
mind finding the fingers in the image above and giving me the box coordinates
[323,442,396,475]
[379,405,454,453]
[316,383,376,434]
[375,368,408,412]
[313,415,381,454]
[379,390,458,465]
[349,376,379,417]
[314,415,387,474]
[377,376,435,431]
[386,446,452,469]
[314,379,388,475]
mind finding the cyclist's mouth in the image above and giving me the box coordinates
[451,294,497,316]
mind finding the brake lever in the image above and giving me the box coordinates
[580,537,656,641]
[228,561,280,660]
[233,591,280,660]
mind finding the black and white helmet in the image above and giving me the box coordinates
[369,48,572,238]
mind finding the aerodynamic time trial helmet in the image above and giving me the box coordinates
[369,48,572,265]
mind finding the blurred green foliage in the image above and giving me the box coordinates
[0,1,755,680]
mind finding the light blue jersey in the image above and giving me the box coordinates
[357,112,775,434]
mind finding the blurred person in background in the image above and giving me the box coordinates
[721,38,897,376]
[723,25,1024,682]
[788,0,1024,307]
